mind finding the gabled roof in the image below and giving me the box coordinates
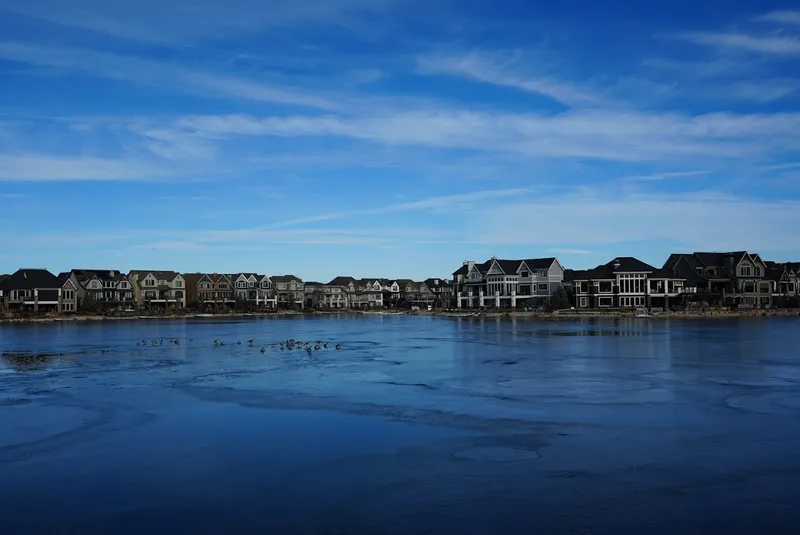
[489,259,524,274]
[605,257,656,273]
[328,276,356,286]
[565,257,656,281]
[230,273,259,282]
[68,269,127,281]
[0,269,62,290]
[129,270,181,281]
[424,278,452,288]
[523,257,557,270]
[272,274,303,283]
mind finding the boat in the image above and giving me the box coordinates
[634,308,650,318]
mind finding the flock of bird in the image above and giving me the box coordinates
[135,337,341,355]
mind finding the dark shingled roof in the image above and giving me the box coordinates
[271,275,303,283]
[328,276,356,286]
[523,257,557,269]
[0,269,62,290]
[424,278,452,289]
[567,257,657,281]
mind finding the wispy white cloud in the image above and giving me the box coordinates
[762,161,800,172]
[2,0,398,45]
[0,42,336,110]
[156,109,800,163]
[474,192,800,252]
[669,32,800,55]
[0,154,173,181]
[260,188,534,229]
[417,51,601,106]
[755,10,800,26]
[618,170,712,182]
[726,79,800,102]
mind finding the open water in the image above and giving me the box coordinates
[2,315,800,534]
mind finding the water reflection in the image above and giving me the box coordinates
[0,351,59,373]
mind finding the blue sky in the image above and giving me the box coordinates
[1,0,799,281]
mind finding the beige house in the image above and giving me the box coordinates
[230,273,277,309]
[129,270,186,309]
[272,275,304,308]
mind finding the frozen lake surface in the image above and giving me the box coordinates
[2,315,800,534]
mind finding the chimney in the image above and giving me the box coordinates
[613,259,621,270]
[435,279,440,284]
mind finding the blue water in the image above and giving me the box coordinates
[2,315,800,534]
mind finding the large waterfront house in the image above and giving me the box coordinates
[193,273,234,309]
[661,251,772,308]
[566,257,685,309]
[230,273,277,309]
[424,278,454,308]
[57,269,134,312]
[0,269,63,313]
[272,275,305,308]
[766,262,799,301]
[306,278,352,309]
[128,270,186,309]
[452,257,565,309]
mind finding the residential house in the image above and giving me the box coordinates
[183,273,204,309]
[56,269,134,312]
[0,269,63,312]
[230,273,277,309]
[304,280,350,309]
[396,279,434,308]
[424,278,454,309]
[129,271,187,309]
[356,279,385,308]
[661,251,771,308]
[765,261,799,301]
[326,276,359,308]
[569,257,684,309]
[59,275,79,313]
[453,257,565,309]
[272,275,305,308]
[195,273,234,310]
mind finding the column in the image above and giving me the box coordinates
[479,290,484,308]
[58,288,63,313]
[511,290,516,308]
[34,289,39,312]
[495,291,500,309]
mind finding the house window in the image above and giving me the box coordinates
[741,265,752,277]
[175,281,183,288]
[598,297,613,307]
[579,297,588,307]
[599,281,612,293]
[538,283,548,292]
[759,283,770,293]
[539,270,547,277]
[520,271,529,278]
[754,267,761,277]
[760,297,771,305]
[145,279,155,287]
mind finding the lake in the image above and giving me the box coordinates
[2,315,800,534]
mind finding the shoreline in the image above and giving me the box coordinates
[1,308,799,324]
